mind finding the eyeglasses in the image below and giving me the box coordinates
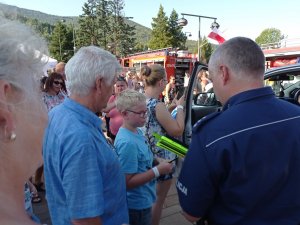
[53,81,63,86]
[126,110,148,118]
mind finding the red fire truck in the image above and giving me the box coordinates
[120,47,197,85]
[262,39,300,69]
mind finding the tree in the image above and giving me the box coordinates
[185,39,197,53]
[148,5,171,49]
[78,0,101,46]
[49,21,73,62]
[168,9,186,49]
[40,23,55,43]
[77,0,136,57]
[118,22,136,56]
[96,0,112,49]
[255,28,284,45]
[108,0,136,57]
[201,36,214,63]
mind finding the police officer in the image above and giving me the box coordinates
[177,37,300,225]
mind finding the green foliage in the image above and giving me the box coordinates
[255,28,284,45]
[201,37,215,63]
[77,0,136,57]
[148,6,189,50]
[0,2,147,58]
[49,22,74,62]
[185,40,197,53]
[78,1,103,46]
[0,2,215,59]
[168,9,186,49]
[148,5,171,49]
[184,37,215,63]
[109,0,136,57]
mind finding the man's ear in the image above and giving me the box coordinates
[0,81,15,141]
[120,110,128,118]
[220,65,230,85]
[95,77,103,94]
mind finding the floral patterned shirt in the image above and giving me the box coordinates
[43,91,67,112]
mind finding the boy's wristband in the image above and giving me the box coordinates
[152,166,160,178]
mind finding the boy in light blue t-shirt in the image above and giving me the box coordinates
[114,89,172,225]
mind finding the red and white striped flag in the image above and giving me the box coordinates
[208,27,226,44]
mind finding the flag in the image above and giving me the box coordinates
[208,28,226,44]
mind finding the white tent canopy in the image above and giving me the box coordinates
[20,46,58,77]
[41,54,57,76]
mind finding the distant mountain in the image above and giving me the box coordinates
[0,2,69,24]
[0,2,152,42]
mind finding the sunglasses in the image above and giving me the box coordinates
[53,81,63,86]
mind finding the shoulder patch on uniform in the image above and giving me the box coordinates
[192,111,221,132]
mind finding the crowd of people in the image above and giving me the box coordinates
[1,18,300,225]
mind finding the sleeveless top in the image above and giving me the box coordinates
[142,98,176,161]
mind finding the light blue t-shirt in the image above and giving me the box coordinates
[43,98,129,225]
[115,127,156,210]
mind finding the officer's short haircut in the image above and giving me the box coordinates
[210,37,265,79]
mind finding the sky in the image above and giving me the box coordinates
[1,0,300,42]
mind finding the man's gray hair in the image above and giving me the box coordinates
[210,37,265,79]
[0,18,48,98]
[65,46,121,96]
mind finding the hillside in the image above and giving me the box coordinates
[0,2,199,52]
[0,2,152,42]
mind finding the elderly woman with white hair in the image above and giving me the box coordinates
[43,46,129,225]
[0,19,48,224]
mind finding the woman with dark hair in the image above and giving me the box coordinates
[43,72,68,111]
[164,75,176,105]
[33,72,67,193]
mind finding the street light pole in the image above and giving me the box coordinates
[178,13,218,62]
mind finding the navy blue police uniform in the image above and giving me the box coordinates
[177,86,300,225]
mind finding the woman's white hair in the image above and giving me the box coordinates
[0,17,48,99]
[115,89,146,112]
[65,46,122,96]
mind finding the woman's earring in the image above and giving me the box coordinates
[10,132,16,141]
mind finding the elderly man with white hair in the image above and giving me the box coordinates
[43,46,129,225]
